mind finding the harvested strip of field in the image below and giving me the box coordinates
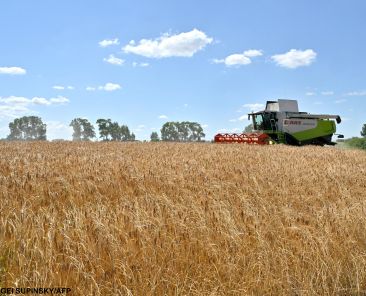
[0,142,365,295]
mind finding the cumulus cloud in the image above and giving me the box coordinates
[0,66,26,75]
[213,49,262,67]
[86,83,121,92]
[271,49,317,69]
[99,38,119,48]
[53,85,74,90]
[103,54,125,66]
[132,62,150,67]
[98,83,121,91]
[344,91,366,96]
[158,115,168,119]
[306,92,316,96]
[238,115,248,121]
[0,105,31,118]
[53,86,64,90]
[0,95,69,118]
[321,91,334,96]
[50,96,69,104]
[46,121,73,140]
[0,96,69,106]
[0,96,30,105]
[123,29,213,58]
[243,49,263,57]
[32,97,51,105]
[243,103,265,112]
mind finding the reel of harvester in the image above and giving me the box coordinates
[214,133,271,145]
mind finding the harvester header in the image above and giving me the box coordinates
[215,99,343,146]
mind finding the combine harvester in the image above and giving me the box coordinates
[215,99,343,146]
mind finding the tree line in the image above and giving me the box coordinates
[6,115,366,147]
[5,116,207,142]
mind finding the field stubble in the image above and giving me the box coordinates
[0,142,366,295]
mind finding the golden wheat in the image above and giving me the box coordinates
[0,142,365,295]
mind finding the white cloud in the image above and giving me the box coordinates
[229,119,237,122]
[32,97,51,105]
[123,29,213,58]
[50,96,69,104]
[335,99,347,104]
[306,92,316,96]
[132,62,150,67]
[0,96,69,106]
[158,115,168,119]
[99,38,119,48]
[344,91,366,96]
[103,54,125,66]
[321,91,334,96]
[0,66,26,75]
[213,49,262,67]
[53,85,74,90]
[0,95,69,118]
[271,49,317,69]
[0,105,31,118]
[0,96,30,105]
[202,124,208,128]
[46,121,73,140]
[314,101,323,105]
[98,83,121,91]
[243,103,265,112]
[243,49,263,57]
[134,124,146,133]
[87,83,121,92]
[238,115,247,121]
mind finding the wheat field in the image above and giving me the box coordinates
[0,142,365,295]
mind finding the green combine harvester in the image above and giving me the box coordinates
[214,99,343,145]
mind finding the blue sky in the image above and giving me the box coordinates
[0,0,365,140]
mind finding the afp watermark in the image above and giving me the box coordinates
[0,287,71,294]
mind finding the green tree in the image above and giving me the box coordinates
[7,116,47,141]
[120,125,134,141]
[70,119,82,141]
[80,119,96,141]
[161,121,205,142]
[110,122,121,141]
[361,124,366,137]
[243,123,253,133]
[70,118,96,141]
[188,122,205,141]
[161,122,179,141]
[96,119,112,141]
[150,132,160,142]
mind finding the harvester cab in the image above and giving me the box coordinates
[215,99,342,146]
